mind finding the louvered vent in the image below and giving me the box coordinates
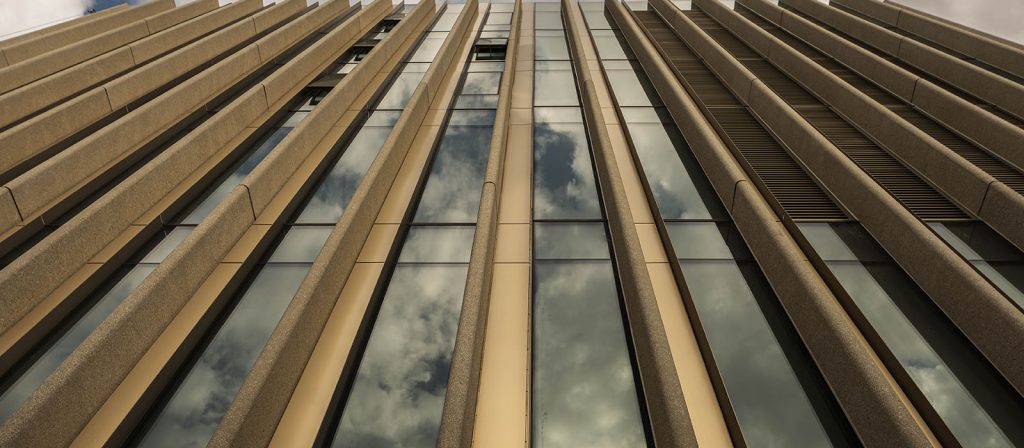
[634,10,847,221]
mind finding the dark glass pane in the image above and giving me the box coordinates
[398,226,476,263]
[798,222,888,262]
[447,109,496,126]
[973,262,1024,309]
[181,124,296,224]
[467,61,505,72]
[930,222,1024,261]
[331,265,468,447]
[138,265,308,448]
[535,11,563,29]
[414,126,493,223]
[533,123,602,220]
[625,122,725,220]
[0,265,157,422]
[535,35,570,61]
[377,72,427,109]
[604,68,661,107]
[620,107,671,123]
[295,127,392,224]
[590,30,633,60]
[680,260,840,446]
[266,226,333,263]
[139,227,193,263]
[532,262,647,447]
[534,69,579,106]
[462,72,501,95]
[533,222,610,260]
[828,261,1024,447]
[534,107,583,123]
[666,222,736,260]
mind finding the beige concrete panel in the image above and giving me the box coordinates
[747,80,1024,395]
[494,224,530,263]
[254,0,351,63]
[357,224,400,262]
[498,124,531,224]
[106,18,259,110]
[646,263,732,447]
[635,223,667,263]
[734,0,783,24]
[605,124,655,225]
[0,189,254,447]
[897,39,1024,120]
[695,0,772,56]
[268,262,384,448]
[252,0,307,33]
[375,123,439,223]
[729,181,936,445]
[0,5,128,50]
[911,81,1024,173]
[831,0,901,25]
[6,46,263,220]
[472,262,530,448]
[0,21,149,96]
[773,6,919,100]
[143,0,219,35]
[782,0,903,55]
[979,183,1024,257]
[0,48,133,129]
[0,87,111,185]
[130,0,261,64]
[0,188,19,240]
[0,0,173,64]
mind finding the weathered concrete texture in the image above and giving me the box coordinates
[834,0,1024,79]
[0,3,370,443]
[130,0,261,65]
[0,0,173,64]
[0,0,213,96]
[569,2,698,446]
[781,0,1024,120]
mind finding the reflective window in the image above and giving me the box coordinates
[376,71,427,109]
[397,226,476,263]
[930,222,1024,309]
[533,122,602,220]
[331,265,469,447]
[532,262,647,447]
[535,11,564,30]
[455,94,499,109]
[295,126,393,224]
[534,69,580,106]
[137,265,309,447]
[800,222,1024,447]
[462,72,502,94]
[535,34,570,61]
[414,125,494,223]
[590,30,633,60]
[533,222,610,260]
[266,226,333,263]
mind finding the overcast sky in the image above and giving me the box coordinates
[1,0,1023,43]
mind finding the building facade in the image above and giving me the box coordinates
[0,0,1023,446]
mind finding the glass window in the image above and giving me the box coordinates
[490,3,514,13]
[486,12,512,25]
[364,110,403,127]
[533,222,610,260]
[666,222,737,260]
[266,226,333,263]
[410,37,446,63]
[462,72,502,95]
[930,222,1024,309]
[296,127,393,224]
[139,227,193,263]
[431,13,459,32]
[605,68,661,107]
[331,265,469,447]
[626,122,725,220]
[467,61,505,72]
[590,31,633,60]
[534,107,583,123]
[447,110,496,126]
[0,265,157,422]
[535,35,570,61]
[534,69,579,106]
[680,260,839,446]
[376,72,426,110]
[532,262,648,447]
[535,11,563,29]
[397,226,476,263]
[413,126,493,223]
[582,8,614,30]
[137,265,309,447]
[455,94,500,109]
[798,223,887,262]
[533,123,602,220]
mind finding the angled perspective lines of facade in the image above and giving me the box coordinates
[1,0,1024,446]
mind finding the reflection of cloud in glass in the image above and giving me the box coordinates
[267,226,333,263]
[332,265,468,447]
[460,72,501,95]
[533,222,609,260]
[0,265,156,422]
[138,265,308,448]
[534,35,570,61]
[532,123,602,220]
[296,126,393,224]
[376,72,427,110]
[626,123,717,220]
[398,226,475,263]
[413,126,492,223]
[532,262,647,447]
[830,263,1014,448]
[533,70,580,107]
[682,261,835,447]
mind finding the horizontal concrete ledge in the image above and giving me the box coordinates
[0,0,173,64]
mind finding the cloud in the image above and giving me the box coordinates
[0,0,94,40]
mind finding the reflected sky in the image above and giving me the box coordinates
[266,226,333,263]
[0,265,156,423]
[532,262,648,447]
[332,265,468,448]
[413,126,493,223]
[533,222,610,260]
[535,34,570,60]
[534,69,580,107]
[398,226,475,263]
[461,72,501,95]
[929,222,1024,309]
[138,265,309,448]
[802,223,1024,447]
[376,72,427,110]
[296,126,393,224]
[533,123,602,220]
[535,11,564,30]
[681,261,836,447]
